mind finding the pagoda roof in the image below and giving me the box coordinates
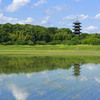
[74,31,81,33]
[73,28,81,30]
[73,25,82,27]
[73,21,81,24]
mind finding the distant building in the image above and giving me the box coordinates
[73,17,82,36]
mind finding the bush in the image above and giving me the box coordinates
[15,40,27,45]
[48,40,62,45]
[27,40,34,45]
[82,38,100,45]
[1,42,7,45]
[70,36,81,45]
[36,41,46,45]
[62,40,72,45]
[6,41,14,45]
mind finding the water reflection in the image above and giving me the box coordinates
[73,64,81,77]
[0,56,100,100]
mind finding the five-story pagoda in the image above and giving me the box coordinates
[73,17,81,36]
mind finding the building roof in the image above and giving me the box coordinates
[73,21,81,24]
[73,28,81,30]
[74,31,81,33]
[73,25,82,27]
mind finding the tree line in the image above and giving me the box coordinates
[0,23,100,45]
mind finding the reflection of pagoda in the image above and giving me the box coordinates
[73,64,81,77]
[73,17,82,36]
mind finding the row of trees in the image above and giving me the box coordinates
[0,23,100,45]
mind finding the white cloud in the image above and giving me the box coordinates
[6,0,30,12]
[0,13,33,24]
[3,16,18,23]
[8,84,29,100]
[53,5,66,12]
[64,15,75,20]
[18,17,33,24]
[40,16,50,24]
[45,5,69,15]
[0,0,1,4]
[74,0,80,1]
[58,21,66,25]
[83,26,98,33]
[34,0,47,7]
[64,14,89,20]
[0,13,3,19]
[0,12,52,25]
[67,23,73,27]
[80,14,89,20]
[95,13,100,19]
[58,21,73,27]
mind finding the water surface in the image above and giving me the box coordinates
[0,56,100,100]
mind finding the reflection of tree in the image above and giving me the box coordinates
[73,64,81,77]
[0,56,72,74]
[0,56,99,74]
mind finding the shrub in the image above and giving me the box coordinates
[48,40,62,45]
[6,41,14,45]
[15,40,27,45]
[36,41,46,45]
[27,40,34,45]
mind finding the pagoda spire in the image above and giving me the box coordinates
[77,16,78,21]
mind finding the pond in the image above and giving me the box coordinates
[0,56,100,100]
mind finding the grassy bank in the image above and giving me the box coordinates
[0,45,100,56]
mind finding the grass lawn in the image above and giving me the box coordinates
[0,45,100,56]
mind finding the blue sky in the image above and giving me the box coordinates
[0,0,100,33]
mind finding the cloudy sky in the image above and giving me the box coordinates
[0,0,100,33]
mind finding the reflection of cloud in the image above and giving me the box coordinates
[37,90,46,95]
[8,84,29,100]
[0,77,2,82]
[66,76,75,80]
[94,77,100,83]
[79,76,88,81]
[33,88,46,96]
[64,75,88,81]
[40,71,50,80]
[71,94,80,99]
[26,73,33,78]
[82,64,98,70]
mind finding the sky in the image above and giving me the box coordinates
[0,0,100,33]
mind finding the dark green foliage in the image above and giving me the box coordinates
[0,23,100,45]
[81,33,89,39]
[36,41,46,45]
[81,34,100,45]
[71,36,81,45]
[27,40,34,45]
[6,41,15,45]
[48,40,62,45]
[16,40,27,45]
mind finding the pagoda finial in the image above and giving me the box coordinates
[77,16,78,21]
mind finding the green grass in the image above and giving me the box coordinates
[0,45,100,56]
